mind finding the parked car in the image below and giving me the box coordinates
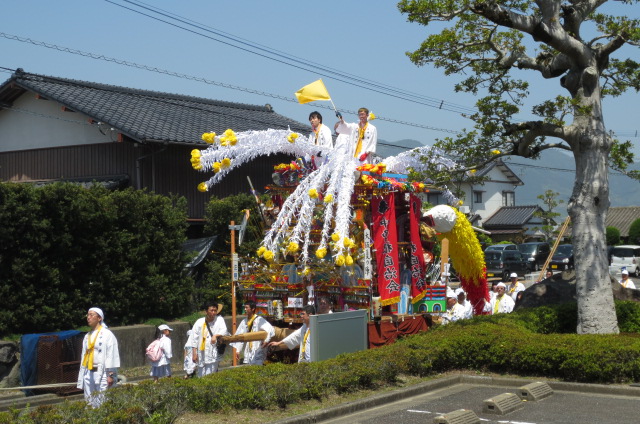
[549,244,574,271]
[485,250,530,281]
[485,244,518,252]
[518,242,551,271]
[610,245,640,277]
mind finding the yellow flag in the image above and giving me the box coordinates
[295,79,331,104]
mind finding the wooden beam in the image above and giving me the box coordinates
[61,106,75,112]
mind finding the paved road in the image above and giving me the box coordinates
[319,379,640,424]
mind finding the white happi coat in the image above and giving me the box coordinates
[191,316,229,365]
[282,323,311,363]
[335,120,377,162]
[507,281,526,301]
[442,302,466,324]
[308,123,333,148]
[490,294,515,314]
[459,299,474,319]
[77,326,120,389]
[150,334,173,367]
[620,278,637,289]
[230,315,275,365]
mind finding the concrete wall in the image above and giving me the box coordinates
[109,316,238,368]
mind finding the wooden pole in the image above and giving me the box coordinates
[538,216,571,281]
[230,220,237,367]
[440,237,450,282]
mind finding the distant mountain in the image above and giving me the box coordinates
[382,139,640,209]
[376,138,424,159]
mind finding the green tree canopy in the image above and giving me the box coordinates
[398,0,640,333]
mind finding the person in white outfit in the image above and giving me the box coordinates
[619,269,636,289]
[183,329,196,379]
[488,283,515,314]
[191,302,229,376]
[268,305,315,363]
[150,324,173,382]
[230,301,275,365]
[442,288,466,324]
[507,273,526,301]
[308,111,333,148]
[77,307,120,408]
[334,107,377,164]
[455,288,474,319]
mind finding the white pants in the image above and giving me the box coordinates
[197,362,219,377]
[82,369,108,408]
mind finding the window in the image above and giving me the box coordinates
[473,191,483,204]
[427,193,442,205]
[502,191,515,206]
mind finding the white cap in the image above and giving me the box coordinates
[455,288,465,296]
[446,288,456,298]
[510,272,518,278]
[496,282,506,289]
[621,269,629,275]
[158,324,173,331]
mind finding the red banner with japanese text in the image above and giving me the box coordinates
[372,193,400,306]
[409,194,428,302]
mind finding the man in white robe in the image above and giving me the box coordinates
[455,288,474,319]
[442,289,466,324]
[191,302,229,376]
[230,301,275,365]
[268,305,315,363]
[77,307,120,408]
[488,283,515,314]
[308,111,333,148]
[335,107,377,164]
[619,269,636,289]
[507,273,526,301]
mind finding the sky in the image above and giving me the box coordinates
[1,0,638,156]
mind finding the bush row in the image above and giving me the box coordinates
[4,301,640,423]
[0,183,193,335]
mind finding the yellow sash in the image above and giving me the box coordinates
[300,328,310,354]
[246,314,258,350]
[199,320,208,351]
[82,325,102,370]
[354,123,368,157]
[493,297,501,314]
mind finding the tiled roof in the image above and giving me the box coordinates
[483,205,542,228]
[0,69,308,144]
[606,206,640,237]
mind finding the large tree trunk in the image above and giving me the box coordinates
[567,71,619,335]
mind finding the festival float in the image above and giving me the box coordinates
[191,119,488,326]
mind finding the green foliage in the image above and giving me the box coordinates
[606,226,621,245]
[533,190,564,241]
[199,194,264,312]
[629,218,640,245]
[0,183,193,336]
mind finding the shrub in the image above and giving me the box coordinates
[606,226,621,246]
[629,218,640,245]
[0,183,193,336]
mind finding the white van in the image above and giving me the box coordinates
[610,245,640,277]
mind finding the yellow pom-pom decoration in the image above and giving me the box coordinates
[201,132,216,144]
[191,149,201,158]
[470,169,477,174]
[287,133,299,143]
[263,250,274,262]
[256,246,266,257]
[345,255,354,266]
[492,149,501,155]
[324,193,333,203]
[331,233,340,242]
[197,182,208,192]
[368,112,376,121]
[302,267,311,276]
[308,188,318,198]
[213,162,221,173]
[287,241,299,253]
[221,158,231,168]
[315,247,327,259]
[335,255,345,267]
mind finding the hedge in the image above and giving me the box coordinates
[0,183,194,336]
[4,301,640,423]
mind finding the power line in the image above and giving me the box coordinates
[103,0,477,115]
